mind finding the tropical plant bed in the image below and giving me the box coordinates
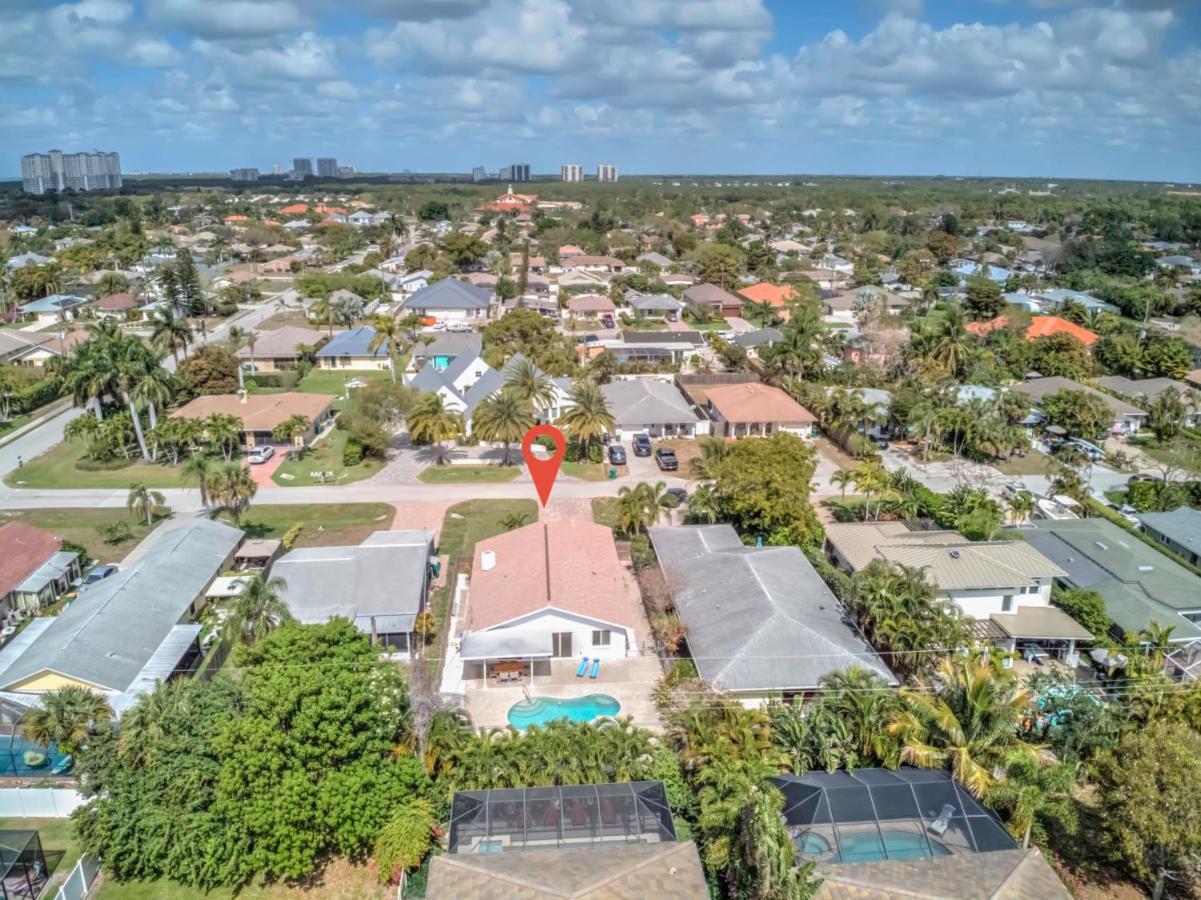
[417,465,521,483]
[0,508,163,563]
[5,440,198,490]
[214,503,395,548]
[92,858,392,900]
[272,430,384,487]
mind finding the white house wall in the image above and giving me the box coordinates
[944,582,1052,620]
[485,607,635,660]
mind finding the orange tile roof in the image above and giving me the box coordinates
[224,214,248,223]
[704,383,816,425]
[467,519,641,632]
[0,521,61,596]
[172,392,331,431]
[965,316,1007,336]
[279,203,309,216]
[966,315,1098,346]
[738,282,797,307]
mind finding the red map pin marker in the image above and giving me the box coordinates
[521,424,566,507]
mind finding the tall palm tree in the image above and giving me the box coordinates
[368,313,407,382]
[21,686,113,756]
[471,391,534,465]
[112,338,155,461]
[127,482,166,526]
[818,667,901,765]
[181,453,215,508]
[558,380,615,458]
[149,306,193,364]
[209,460,257,526]
[310,295,334,337]
[407,392,464,464]
[132,364,173,432]
[889,656,1037,798]
[987,755,1078,849]
[829,468,854,500]
[1005,490,1036,525]
[205,413,243,461]
[223,574,292,646]
[930,303,972,378]
[503,356,558,420]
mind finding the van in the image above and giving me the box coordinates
[1067,438,1105,461]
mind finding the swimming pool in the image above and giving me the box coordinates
[507,694,621,730]
[795,829,951,863]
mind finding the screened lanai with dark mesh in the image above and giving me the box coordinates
[0,831,48,899]
[771,768,1016,866]
[448,781,677,854]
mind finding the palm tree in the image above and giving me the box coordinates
[503,356,558,420]
[209,460,257,526]
[471,391,534,465]
[205,413,243,461]
[310,295,334,337]
[112,338,156,461]
[407,392,464,464]
[1005,490,1036,525]
[615,481,672,535]
[127,482,166,526]
[181,453,215,508]
[818,667,901,765]
[149,306,193,363]
[271,414,311,449]
[368,313,407,381]
[132,364,173,432]
[930,303,972,378]
[689,436,730,480]
[987,755,1078,849]
[684,482,721,524]
[97,271,129,297]
[889,656,1038,798]
[118,678,190,767]
[829,468,854,500]
[558,380,615,459]
[223,574,292,646]
[20,686,113,756]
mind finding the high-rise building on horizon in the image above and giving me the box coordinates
[272,163,282,175]
[472,166,487,183]
[510,163,531,183]
[597,164,618,183]
[561,164,583,182]
[20,149,121,195]
[316,157,339,178]
[230,168,260,182]
[292,157,313,177]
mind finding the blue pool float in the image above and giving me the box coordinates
[575,657,590,677]
[589,659,600,678]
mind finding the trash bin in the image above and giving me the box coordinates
[608,467,617,479]
[431,560,442,577]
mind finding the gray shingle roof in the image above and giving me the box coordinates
[1008,377,1145,418]
[1138,507,1201,559]
[315,326,387,358]
[413,332,483,359]
[732,328,783,348]
[602,379,699,427]
[649,525,895,692]
[271,531,433,635]
[401,278,492,310]
[629,294,683,312]
[0,519,242,693]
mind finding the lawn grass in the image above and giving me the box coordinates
[423,499,538,681]
[591,497,620,529]
[5,440,198,490]
[995,452,1058,477]
[561,460,614,481]
[417,465,521,484]
[93,858,390,900]
[214,503,394,548]
[0,414,33,439]
[0,508,164,563]
[272,430,384,487]
[0,817,81,894]
[296,369,391,409]
[1128,434,1201,474]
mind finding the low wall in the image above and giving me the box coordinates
[0,787,85,818]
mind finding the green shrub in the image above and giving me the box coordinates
[1053,587,1113,638]
[342,438,365,467]
[629,534,656,570]
[281,522,305,551]
[373,797,437,885]
[247,370,300,390]
[101,521,134,544]
[804,546,854,602]
[12,379,61,414]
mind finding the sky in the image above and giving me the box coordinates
[2,0,1200,181]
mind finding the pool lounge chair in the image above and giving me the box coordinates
[576,657,590,677]
[928,803,955,836]
[589,659,600,679]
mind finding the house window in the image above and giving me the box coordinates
[592,630,611,647]
[1001,595,1014,612]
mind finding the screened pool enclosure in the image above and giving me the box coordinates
[771,768,1017,865]
[0,831,48,899]
[448,781,677,854]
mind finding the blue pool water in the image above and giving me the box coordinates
[795,829,951,863]
[507,694,621,730]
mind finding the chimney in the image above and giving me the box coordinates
[481,549,496,571]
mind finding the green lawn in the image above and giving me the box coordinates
[995,452,1058,477]
[562,460,616,481]
[1128,435,1201,474]
[296,369,391,409]
[591,497,620,529]
[5,440,199,490]
[92,859,390,900]
[215,503,395,548]
[0,414,33,439]
[418,465,521,483]
[272,430,384,487]
[0,508,164,563]
[423,499,538,680]
[0,817,81,895]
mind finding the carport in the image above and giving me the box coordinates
[989,606,1093,667]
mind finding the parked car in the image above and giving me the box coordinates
[1067,437,1105,461]
[665,487,688,505]
[632,433,652,456]
[1021,644,1051,665]
[655,448,679,471]
[607,444,627,465]
[447,321,473,333]
[81,564,118,589]
[1128,473,1161,485]
[600,314,615,329]
[247,446,275,465]
[1000,481,1026,500]
[1106,503,1140,525]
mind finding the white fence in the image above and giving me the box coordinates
[54,856,100,900]
[0,788,84,818]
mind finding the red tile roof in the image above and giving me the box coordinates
[279,203,309,216]
[738,282,797,307]
[967,315,1098,346]
[466,519,641,632]
[704,383,816,425]
[89,292,141,310]
[0,521,61,596]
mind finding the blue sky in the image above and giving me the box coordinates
[2,0,1199,181]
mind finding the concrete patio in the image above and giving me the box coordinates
[464,656,666,733]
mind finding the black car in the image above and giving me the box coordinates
[607,444,627,465]
[655,448,679,471]
[665,487,688,505]
[632,434,652,456]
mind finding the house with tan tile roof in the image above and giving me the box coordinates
[171,391,333,449]
[702,382,816,438]
[236,325,326,372]
[458,519,644,681]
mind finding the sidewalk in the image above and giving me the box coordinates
[0,400,72,451]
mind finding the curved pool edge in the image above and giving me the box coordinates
[506,693,622,730]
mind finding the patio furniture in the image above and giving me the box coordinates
[576,657,590,677]
[589,659,601,679]
[50,755,73,776]
[928,803,955,836]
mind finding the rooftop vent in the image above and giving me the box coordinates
[480,549,496,571]
[1138,565,1154,572]
[1095,542,1108,551]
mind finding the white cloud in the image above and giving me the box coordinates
[147,0,308,38]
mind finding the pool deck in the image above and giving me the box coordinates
[463,657,666,732]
